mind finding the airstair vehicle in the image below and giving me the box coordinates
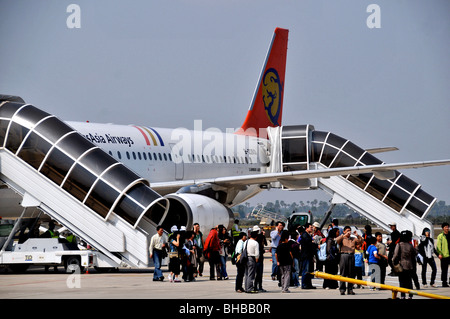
[269,125,436,237]
[0,99,169,269]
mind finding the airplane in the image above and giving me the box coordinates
[1,27,449,238]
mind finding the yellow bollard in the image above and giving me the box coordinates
[313,271,450,299]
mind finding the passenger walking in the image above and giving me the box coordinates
[254,226,267,292]
[387,222,401,276]
[366,236,380,290]
[418,227,437,287]
[289,231,301,288]
[299,223,316,289]
[270,221,285,280]
[393,230,417,299]
[336,225,363,295]
[203,227,221,280]
[234,232,247,293]
[323,227,339,290]
[168,225,183,283]
[245,230,260,293]
[354,242,364,288]
[276,230,293,293]
[149,225,168,281]
[193,223,205,277]
[183,231,197,282]
[375,231,388,284]
[218,225,232,280]
[436,222,450,287]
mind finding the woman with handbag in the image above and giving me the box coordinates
[392,230,417,299]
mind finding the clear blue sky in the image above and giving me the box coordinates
[1,0,449,206]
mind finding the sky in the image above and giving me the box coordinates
[0,0,449,207]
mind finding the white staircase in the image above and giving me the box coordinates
[0,101,169,268]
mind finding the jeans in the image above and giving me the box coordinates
[152,249,163,279]
[271,248,278,277]
[220,255,228,278]
[301,258,313,288]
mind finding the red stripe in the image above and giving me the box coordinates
[133,126,150,145]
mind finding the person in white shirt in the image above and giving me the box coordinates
[149,225,168,281]
[234,232,247,293]
[245,231,260,293]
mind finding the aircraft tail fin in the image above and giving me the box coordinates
[238,27,289,137]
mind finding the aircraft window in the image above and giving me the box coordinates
[56,132,96,160]
[168,153,172,161]
[320,144,339,167]
[15,105,50,127]
[34,117,74,143]
[85,179,119,219]
[40,147,75,186]
[327,133,347,149]
[101,164,142,191]
[17,131,52,170]
[0,119,10,147]
[114,194,142,225]
[342,141,365,160]
[126,151,130,160]
[196,155,200,162]
[142,152,147,160]
[117,151,122,160]
[414,188,434,205]
[79,148,117,176]
[148,152,152,160]
[205,155,210,163]
[330,151,357,168]
[62,163,96,202]
[153,153,157,161]
[132,152,136,160]
[245,157,249,164]
[0,101,22,119]
[137,152,142,160]
[5,122,29,154]
[108,151,112,156]
[406,197,428,218]
[158,153,162,161]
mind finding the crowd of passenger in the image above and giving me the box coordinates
[148,219,450,299]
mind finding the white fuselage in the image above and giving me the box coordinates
[66,121,271,205]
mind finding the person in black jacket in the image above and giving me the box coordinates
[300,223,317,289]
[387,222,401,276]
[418,227,438,287]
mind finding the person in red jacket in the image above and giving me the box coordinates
[203,227,221,280]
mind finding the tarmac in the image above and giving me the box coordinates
[1,252,449,301]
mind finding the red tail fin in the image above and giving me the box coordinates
[238,27,289,137]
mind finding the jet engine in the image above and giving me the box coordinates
[158,193,235,235]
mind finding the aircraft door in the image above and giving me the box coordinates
[170,143,184,180]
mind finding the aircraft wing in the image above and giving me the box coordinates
[150,159,450,192]
[365,147,399,154]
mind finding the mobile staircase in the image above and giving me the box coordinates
[0,98,169,268]
[270,125,437,237]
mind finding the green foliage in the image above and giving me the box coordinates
[232,199,450,226]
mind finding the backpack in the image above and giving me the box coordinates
[318,242,327,261]
[237,241,248,265]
